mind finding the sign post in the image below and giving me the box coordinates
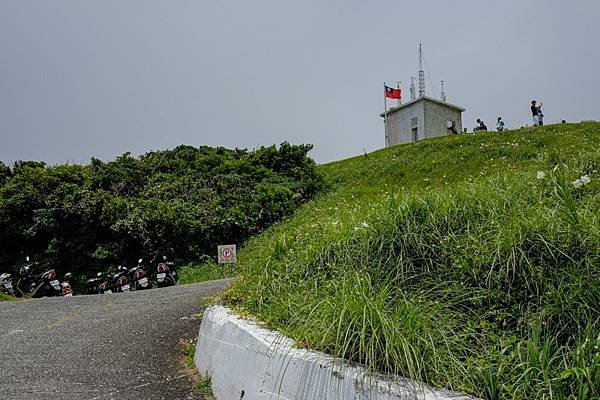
[217,244,237,264]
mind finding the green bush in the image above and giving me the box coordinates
[0,143,323,280]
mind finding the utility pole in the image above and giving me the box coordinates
[383,82,388,147]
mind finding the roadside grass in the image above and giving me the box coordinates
[188,123,600,399]
[195,376,214,399]
[0,293,17,301]
[179,337,215,399]
[179,262,236,284]
[180,338,197,370]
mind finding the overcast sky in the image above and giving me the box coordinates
[1,0,599,165]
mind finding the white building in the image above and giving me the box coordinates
[380,44,466,147]
[380,96,465,146]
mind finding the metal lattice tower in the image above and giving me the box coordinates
[409,77,416,100]
[440,80,446,102]
[418,43,425,98]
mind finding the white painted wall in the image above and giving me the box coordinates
[195,306,480,400]
[387,102,424,146]
[423,101,463,139]
[384,98,464,147]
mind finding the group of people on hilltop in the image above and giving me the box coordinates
[473,117,505,132]
[468,100,545,134]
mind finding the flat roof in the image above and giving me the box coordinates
[379,96,465,117]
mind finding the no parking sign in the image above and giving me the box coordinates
[217,244,237,264]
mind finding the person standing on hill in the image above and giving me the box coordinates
[496,117,505,132]
[538,105,544,126]
[531,100,542,125]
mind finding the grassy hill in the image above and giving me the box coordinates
[183,123,600,399]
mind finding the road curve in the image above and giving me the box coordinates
[0,279,231,400]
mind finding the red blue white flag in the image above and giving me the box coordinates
[384,85,401,99]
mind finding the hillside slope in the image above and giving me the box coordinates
[204,123,600,399]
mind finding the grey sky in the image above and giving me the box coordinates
[1,0,599,165]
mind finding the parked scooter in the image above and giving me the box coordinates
[154,255,178,287]
[0,272,16,296]
[129,259,151,291]
[16,257,62,298]
[112,266,131,293]
[86,271,113,294]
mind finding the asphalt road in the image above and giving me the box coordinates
[0,279,231,400]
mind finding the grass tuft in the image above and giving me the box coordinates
[0,293,16,302]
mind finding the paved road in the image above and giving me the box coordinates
[0,279,231,400]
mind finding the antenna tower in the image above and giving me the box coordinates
[409,77,416,100]
[440,80,446,102]
[418,43,425,98]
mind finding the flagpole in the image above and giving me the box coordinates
[384,82,388,147]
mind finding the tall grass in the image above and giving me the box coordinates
[215,124,600,399]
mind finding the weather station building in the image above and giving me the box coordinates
[381,45,465,147]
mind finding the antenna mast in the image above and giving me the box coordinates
[409,77,416,100]
[418,43,425,98]
[440,80,446,102]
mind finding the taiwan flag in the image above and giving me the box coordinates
[385,85,401,99]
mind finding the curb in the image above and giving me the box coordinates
[195,305,479,400]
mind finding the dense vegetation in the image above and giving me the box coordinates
[212,123,599,399]
[0,143,323,280]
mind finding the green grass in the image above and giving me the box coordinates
[186,123,600,399]
[179,262,236,285]
[195,375,214,398]
[179,337,214,398]
[0,293,17,301]
[180,338,197,370]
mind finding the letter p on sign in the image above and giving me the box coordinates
[218,244,237,264]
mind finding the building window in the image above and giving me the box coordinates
[411,117,418,141]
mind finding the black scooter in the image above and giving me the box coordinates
[112,266,131,293]
[86,271,113,294]
[129,259,152,291]
[154,255,178,287]
[16,257,62,298]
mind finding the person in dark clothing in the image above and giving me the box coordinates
[448,121,458,135]
[474,119,488,132]
[531,100,542,125]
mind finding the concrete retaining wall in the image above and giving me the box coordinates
[195,305,479,400]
